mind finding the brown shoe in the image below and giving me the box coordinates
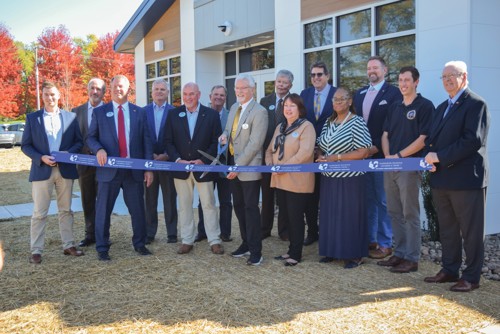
[450,279,479,292]
[369,247,392,259]
[211,244,224,255]
[377,255,403,267]
[29,254,42,264]
[390,260,418,273]
[63,247,84,257]
[424,271,459,283]
[177,244,193,254]
[368,242,379,251]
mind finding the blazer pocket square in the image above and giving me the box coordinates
[379,100,388,105]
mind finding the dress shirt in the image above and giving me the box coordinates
[43,108,62,152]
[314,85,331,117]
[186,103,200,139]
[153,102,166,138]
[87,101,103,127]
[112,101,130,156]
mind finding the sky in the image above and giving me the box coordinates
[0,0,144,44]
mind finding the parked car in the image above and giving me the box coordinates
[0,128,16,148]
[2,122,25,145]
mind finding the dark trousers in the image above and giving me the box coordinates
[95,169,147,252]
[145,170,178,239]
[198,176,232,238]
[231,178,262,257]
[261,172,288,238]
[78,166,97,240]
[432,188,486,284]
[276,189,308,261]
[304,173,320,237]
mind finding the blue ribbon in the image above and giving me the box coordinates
[52,152,432,173]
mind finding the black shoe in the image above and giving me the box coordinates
[167,236,178,244]
[319,256,335,263]
[303,235,318,246]
[135,246,152,256]
[246,255,263,266]
[220,235,233,242]
[98,251,111,261]
[231,245,250,258]
[194,234,207,243]
[79,238,95,247]
[145,236,154,245]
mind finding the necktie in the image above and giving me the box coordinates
[362,86,377,123]
[314,93,321,120]
[276,98,283,123]
[229,106,242,156]
[442,99,453,119]
[118,105,127,158]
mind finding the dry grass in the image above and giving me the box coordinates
[0,147,499,333]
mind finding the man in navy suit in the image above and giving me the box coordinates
[424,61,490,292]
[300,61,336,246]
[87,75,154,261]
[22,81,84,264]
[353,56,402,259]
[165,82,224,255]
[72,77,106,247]
[195,85,233,243]
[144,79,178,245]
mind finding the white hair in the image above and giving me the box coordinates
[235,73,256,88]
[444,60,468,85]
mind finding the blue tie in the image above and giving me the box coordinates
[443,99,453,119]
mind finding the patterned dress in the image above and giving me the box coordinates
[317,115,372,259]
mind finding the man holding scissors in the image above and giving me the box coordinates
[165,82,224,255]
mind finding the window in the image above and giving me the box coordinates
[239,43,274,73]
[303,0,415,92]
[145,56,181,106]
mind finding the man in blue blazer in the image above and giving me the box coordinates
[424,61,490,292]
[144,79,178,245]
[165,82,224,255]
[353,56,402,259]
[87,75,154,261]
[21,81,84,264]
[300,61,336,246]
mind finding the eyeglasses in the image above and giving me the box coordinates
[333,97,349,103]
[440,73,463,80]
[310,73,325,78]
[235,86,251,91]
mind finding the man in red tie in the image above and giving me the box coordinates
[87,75,154,261]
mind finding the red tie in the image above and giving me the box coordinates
[118,105,127,157]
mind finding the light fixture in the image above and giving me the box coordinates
[154,39,164,52]
[217,21,233,36]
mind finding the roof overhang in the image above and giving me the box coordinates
[114,0,175,54]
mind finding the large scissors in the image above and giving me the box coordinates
[197,143,227,179]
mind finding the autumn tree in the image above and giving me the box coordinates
[0,24,23,119]
[86,31,135,102]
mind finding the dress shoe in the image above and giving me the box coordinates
[344,258,363,269]
[450,279,479,292]
[167,236,178,244]
[177,244,193,254]
[145,236,154,245]
[390,260,418,273]
[303,234,318,246]
[220,235,233,242]
[280,235,289,242]
[368,242,379,251]
[261,233,271,240]
[424,271,459,283]
[284,258,299,266]
[377,255,403,267]
[274,254,290,261]
[369,247,392,259]
[247,255,263,266]
[231,245,250,258]
[29,254,42,264]
[78,238,95,247]
[63,247,84,257]
[319,256,335,263]
[98,251,111,261]
[211,244,224,255]
[134,246,152,256]
[194,234,207,243]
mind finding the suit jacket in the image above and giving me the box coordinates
[260,92,286,152]
[21,109,83,181]
[223,100,268,181]
[165,104,222,182]
[300,85,336,138]
[144,102,174,155]
[425,88,489,190]
[353,82,402,158]
[72,102,96,174]
[86,102,153,183]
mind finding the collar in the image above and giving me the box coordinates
[449,87,466,104]
[315,84,330,95]
[240,99,252,111]
[153,102,166,110]
[43,108,60,116]
[369,80,385,91]
[186,102,200,113]
[88,101,103,109]
[112,101,128,110]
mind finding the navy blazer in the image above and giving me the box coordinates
[86,102,153,183]
[300,85,336,138]
[21,109,83,181]
[144,102,174,155]
[165,104,222,182]
[353,82,402,158]
[425,88,489,190]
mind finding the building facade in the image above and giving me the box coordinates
[115,0,499,233]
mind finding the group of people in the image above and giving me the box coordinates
[21,56,489,292]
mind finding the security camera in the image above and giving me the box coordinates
[218,21,232,36]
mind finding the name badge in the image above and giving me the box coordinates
[292,132,299,138]
[106,112,114,117]
[242,123,249,130]
[179,112,186,117]
[269,105,275,111]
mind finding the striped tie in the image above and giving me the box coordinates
[314,93,321,120]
